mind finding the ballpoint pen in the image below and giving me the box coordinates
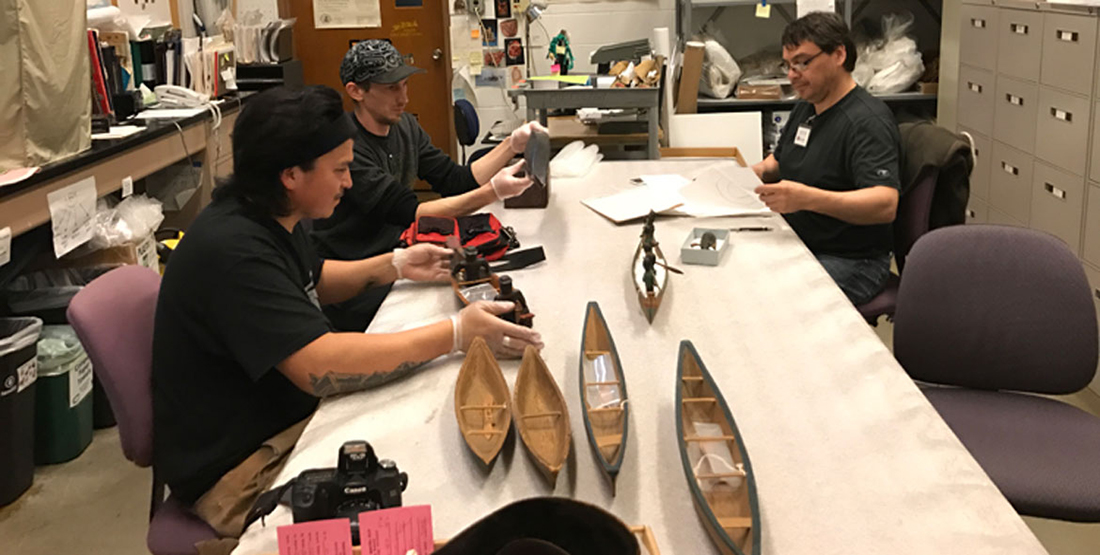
[730,226,773,232]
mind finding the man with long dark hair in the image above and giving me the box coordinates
[152,86,541,548]
[752,12,900,305]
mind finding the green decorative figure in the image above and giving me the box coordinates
[548,30,574,75]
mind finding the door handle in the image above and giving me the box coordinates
[433,48,443,61]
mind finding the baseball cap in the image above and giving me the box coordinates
[340,40,426,85]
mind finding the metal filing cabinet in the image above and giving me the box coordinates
[1031,161,1085,253]
[958,66,997,135]
[1041,12,1098,96]
[994,76,1039,154]
[1084,183,1100,266]
[1035,86,1090,176]
[967,198,990,224]
[961,4,1000,70]
[991,141,1034,224]
[960,127,992,201]
[998,8,1044,82]
[958,2,1099,275]
[1091,103,1100,183]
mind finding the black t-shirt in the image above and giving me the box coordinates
[774,86,901,258]
[311,112,480,261]
[152,195,329,503]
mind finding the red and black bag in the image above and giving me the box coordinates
[399,213,520,261]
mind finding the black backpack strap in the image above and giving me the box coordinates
[243,478,297,531]
[490,247,546,272]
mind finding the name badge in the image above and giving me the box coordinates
[794,124,811,147]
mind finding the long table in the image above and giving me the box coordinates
[234,160,1047,555]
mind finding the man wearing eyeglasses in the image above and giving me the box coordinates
[752,12,900,306]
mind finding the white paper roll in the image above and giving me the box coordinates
[652,27,670,59]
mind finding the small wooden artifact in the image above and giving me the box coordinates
[676,340,761,555]
[513,346,572,484]
[454,337,511,465]
[579,301,629,494]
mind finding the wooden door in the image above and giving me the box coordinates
[287,0,455,158]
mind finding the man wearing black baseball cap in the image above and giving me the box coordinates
[312,39,547,332]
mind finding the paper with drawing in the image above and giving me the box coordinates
[47,177,97,258]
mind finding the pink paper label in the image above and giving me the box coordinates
[358,505,434,555]
[277,518,354,555]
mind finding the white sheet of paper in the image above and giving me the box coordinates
[797,0,836,17]
[582,185,683,224]
[47,177,97,258]
[137,108,206,119]
[313,0,381,29]
[91,125,144,140]
[664,162,771,218]
[69,357,94,408]
[0,226,10,268]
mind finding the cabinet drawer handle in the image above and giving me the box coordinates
[974,147,980,159]
[1006,93,1024,106]
[1002,162,1019,175]
[1012,23,1029,35]
[1045,182,1067,200]
[1058,29,1080,42]
[968,81,983,93]
[1051,107,1073,122]
[1095,288,1099,301]
[972,18,986,29]
[967,209,977,219]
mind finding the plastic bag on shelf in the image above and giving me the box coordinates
[89,194,164,250]
[854,13,925,94]
[698,38,742,99]
[550,141,602,179]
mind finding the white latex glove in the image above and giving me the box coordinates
[490,160,533,200]
[450,301,544,358]
[509,120,549,154]
[392,244,452,282]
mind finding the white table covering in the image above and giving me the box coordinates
[234,160,1047,555]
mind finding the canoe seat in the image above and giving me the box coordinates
[684,435,737,442]
[717,516,753,530]
[459,404,508,411]
[521,411,562,420]
[595,435,623,448]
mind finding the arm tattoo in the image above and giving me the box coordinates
[308,359,430,396]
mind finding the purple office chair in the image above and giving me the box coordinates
[67,265,217,554]
[894,225,1100,521]
[856,166,937,325]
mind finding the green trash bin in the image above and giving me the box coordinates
[0,317,43,506]
[33,325,94,465]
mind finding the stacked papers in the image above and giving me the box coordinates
[582,161,770,223]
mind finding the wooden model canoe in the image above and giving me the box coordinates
[579,301,629,494]
[676,340,761,555]
[514,346,571,484]
[454,336,511,465]
[629,525,662,555]
[632,243,668,323]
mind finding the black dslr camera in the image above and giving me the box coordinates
[290,440,408,544]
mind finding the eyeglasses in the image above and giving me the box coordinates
[780,51,825,74]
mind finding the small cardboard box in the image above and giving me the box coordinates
[681,228,729,266]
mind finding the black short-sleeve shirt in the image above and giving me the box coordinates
[774,86,901,258]
[311,112,480,261]
[152,195,329,503]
